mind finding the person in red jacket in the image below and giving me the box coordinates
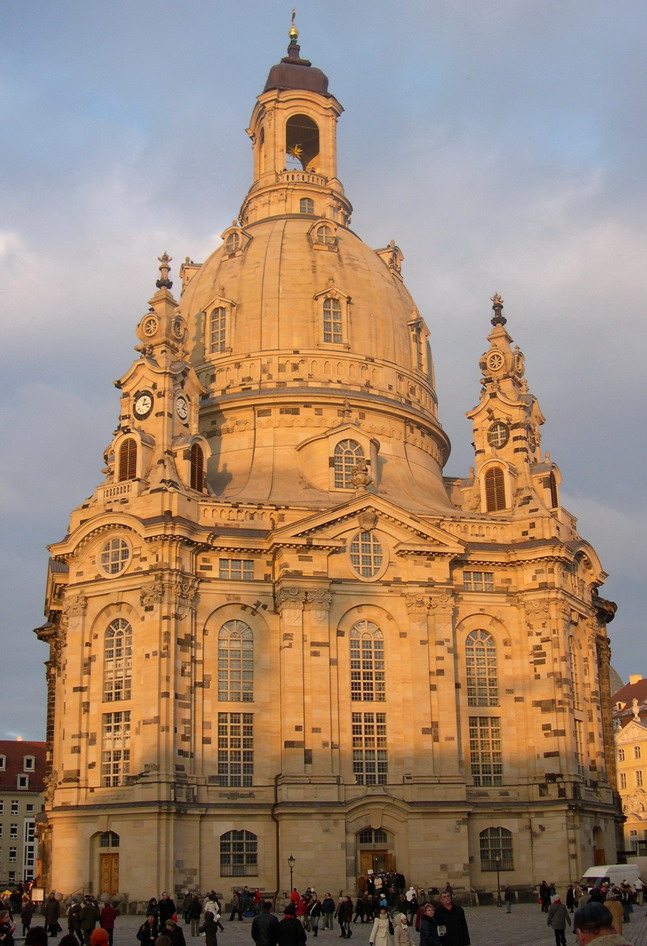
[99,905,117,946]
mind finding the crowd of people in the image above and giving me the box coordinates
[537,878,644,946]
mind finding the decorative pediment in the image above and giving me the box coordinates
[616,718,647,745]
[270,494,466,556]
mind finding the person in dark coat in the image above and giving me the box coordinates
[335,898,353,939]
[44,894,61,939]
[199,913,220,946]
[158,897,176,927]
[188,898,203,939]
[418,905,440,946]
[21,899,35,937]
[251,902,280,946]
[163,920,185,946]
[277,905,306,946]
[99,904,117,946]
[433,892,470,946]
[136,916,159,946]
[229,892,243,923]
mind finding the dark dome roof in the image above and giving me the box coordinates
[264,42,329,95]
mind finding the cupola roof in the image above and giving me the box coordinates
[263,16,329,95]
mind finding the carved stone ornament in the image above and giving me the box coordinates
[358,509,378,532]
[428,592,453,612]
[275,587,307,612]
[350,460,373,490]
[306,590,333,613]
[62,593,87,618]
[175,575,199,603]
[52,625,67,667]
[140,577,165,607]
[43,770,58,806]
[404,593,429,615]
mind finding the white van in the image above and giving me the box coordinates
[581,864,644,889]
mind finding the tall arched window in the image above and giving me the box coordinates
[323,297,343,343]
[570,636,582,710]
[465,629,498,707]
[104,618,133,702]
[218,620,254,702]
[350,621,385,702]
[190,443,205,492]
[209,306,227,353]
[333,439,364,489]
[548,471,558,508]
[479,827,513,871]
[484,467,506,511]
[285,114,319,170]
[220,829,257,876]
[118,438,137,481]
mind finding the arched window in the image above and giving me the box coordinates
[218,620,254,702]
[104,618,133,702]
[465,630,498,707]
[333,439,364,488]
[300,198,314,214]
[190,443,205,492]
[118,438,137,481]
[209,306,227,353]
[479,827,513,871]
[484,467,506,512]
[323,297,343,343]
[100,537,130,576]
[357,828,388,845]
[570,636,582,710]
[548,471,558,508]
[99,831,120,848]
[350,621,385,702]
[285,114,319,170]
[220,829,257,877]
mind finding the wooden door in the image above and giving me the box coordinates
[100,853,119,894]
[360,850,392,874]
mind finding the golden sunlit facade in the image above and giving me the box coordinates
[36,30,621,900]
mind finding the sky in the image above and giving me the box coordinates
[1,0,646,740]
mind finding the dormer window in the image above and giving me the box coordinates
[210,307,228,353]
[23,757,35,772]
[17,775,29,789]
[315,224,336,246]
[0,756,5,771]
[225,231,240,255]
[323,298,342,344]
[333,440,364,489]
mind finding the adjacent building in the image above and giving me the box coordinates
[613,675,647,856]
[0,741,45,886]
[35,25,621,899]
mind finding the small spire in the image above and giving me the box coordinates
[289,9,299,43]
[490,292,506,326]
[156,252,173,290]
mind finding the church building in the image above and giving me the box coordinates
[36,25,621,899]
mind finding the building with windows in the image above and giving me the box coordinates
[0,741,45,886]
[35,25,620,899]
[613,675,647,855]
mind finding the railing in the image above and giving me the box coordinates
[280,170,327,186]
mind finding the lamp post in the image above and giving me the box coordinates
[288,854,295,893]
[494,856,501,907]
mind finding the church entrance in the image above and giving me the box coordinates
[99,854,119,894]
[357,827,394,876]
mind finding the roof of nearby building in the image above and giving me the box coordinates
[612,675,647,729]
[0,740,46,793]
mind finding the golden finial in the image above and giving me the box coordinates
[289,9,299,43]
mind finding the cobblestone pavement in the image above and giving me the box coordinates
[26,904,647,946]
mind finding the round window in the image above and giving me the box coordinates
[100,537,130,576]
[349,531,384,579]
[487,422,509,448]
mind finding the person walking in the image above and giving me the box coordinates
[198,913,220,946]
[547,896,571,946]
[277,905,306,946]
[321,896,335,932]
[434,892,470,946]
[368,907,392,946]
[503,885,514,914]
[44,894,61,939]
[393,914,411,946]
[335,898,352,939]
[158,896,176,927]
[98,904,117,946]
[251,902,280,946]
[187,897,202,938]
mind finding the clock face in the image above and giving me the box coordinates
[134,391,153,419]
[486,350,504,372]
[143,316,158,337]
[175,395,189,421]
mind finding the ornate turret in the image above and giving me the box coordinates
[451,295,565,518]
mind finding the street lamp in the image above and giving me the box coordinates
[288,854,295,893]
[494,855,501,907]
